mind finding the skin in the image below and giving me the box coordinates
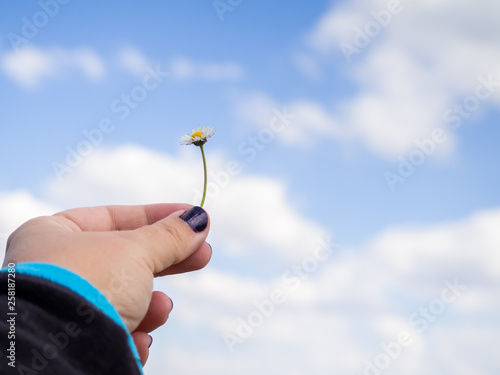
[3,203,212,366]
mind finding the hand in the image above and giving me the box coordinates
[3,203,212,365]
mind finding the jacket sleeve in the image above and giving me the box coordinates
[0,262,143,375]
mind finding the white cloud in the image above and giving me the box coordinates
[0,46,105,88]
[253,0,500,158]
[147,206,500,375]
[0,190,59,264]
[1,47,53,89]
[72,48,105,80]
[308,5,365,53]
[233,92,278,126]
[234,92,347,148]
[117,46,151,77]
[0,190,59,234]
[342,44,456,157]
[170,56,244,81]
[45,144,202,207]
[208,176,328,259]
[292,52,322,79]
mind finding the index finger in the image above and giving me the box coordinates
[53,203,194,232]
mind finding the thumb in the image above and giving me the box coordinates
[130,206,210,274]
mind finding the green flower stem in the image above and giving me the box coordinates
[199,144,208,208]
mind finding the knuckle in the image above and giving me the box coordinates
[150,221,187,260]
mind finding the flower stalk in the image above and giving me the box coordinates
[199,144,208,208]
[179,126,215,208]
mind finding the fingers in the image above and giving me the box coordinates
[129,206,210,274]
[132,331,152,366]
[134,291,172,333]
[133,292,172,366]
[53,203,193,232]
[50,203,212,276]
[155,242,212,276]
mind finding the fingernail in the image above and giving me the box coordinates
[180,206,208,233]
[169,297,174,310]
[148,335,153,349]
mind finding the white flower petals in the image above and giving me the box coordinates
[179,126,215,145]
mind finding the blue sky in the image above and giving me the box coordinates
[1,1,500,374]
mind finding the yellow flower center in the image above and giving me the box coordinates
[191,131,203,139]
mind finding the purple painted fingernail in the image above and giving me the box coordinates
[180,206,208,233]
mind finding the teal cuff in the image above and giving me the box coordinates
[0,262,143,373]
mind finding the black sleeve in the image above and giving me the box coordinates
[1,271,142,375]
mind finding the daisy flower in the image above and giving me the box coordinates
[179,126,215,207]
[179,126,215,146]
